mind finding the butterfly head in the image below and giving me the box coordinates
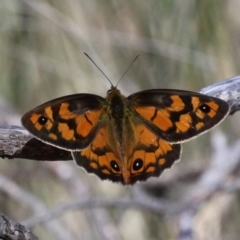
[106,86,122,99]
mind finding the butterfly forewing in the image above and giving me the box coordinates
[128,89,230,143]
[21,94,105,150]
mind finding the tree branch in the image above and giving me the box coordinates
[0,214,38,240]
[200,75,240,114]
[0,125,71,160]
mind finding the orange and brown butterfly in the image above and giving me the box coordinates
[21,57,230,185]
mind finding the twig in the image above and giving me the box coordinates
[177,131,240,240]
[200,75,240,114]
[0,214,38,240]
[23,197,174,227]
[0,125,71,160]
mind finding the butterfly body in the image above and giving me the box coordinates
[22,86,229,185]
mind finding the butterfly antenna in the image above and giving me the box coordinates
[84,53,113,86]
[116,55,139,87]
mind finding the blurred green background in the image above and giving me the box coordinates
[1,0,240,240]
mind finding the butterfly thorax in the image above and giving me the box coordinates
[107,88,125,120]
[105,87,131,141]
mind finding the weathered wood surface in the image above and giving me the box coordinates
[0,125,71,161]
[0,214,38,240]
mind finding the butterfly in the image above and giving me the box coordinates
[21,83,230,185]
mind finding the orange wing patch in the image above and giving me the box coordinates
[58,123,75,141]
[57,102,103,138]
[58,103,72,119]
[74,110,103,138]
[135,107,173,131]
[170,95,185,111]
[175,113,192,133]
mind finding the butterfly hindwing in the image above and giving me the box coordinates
[124,123,182,184]
[21,94,105,150]
[128,89,230,143]
[72,124,124,183]
[72,120,182,185]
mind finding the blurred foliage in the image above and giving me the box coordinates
[1,0,240,239]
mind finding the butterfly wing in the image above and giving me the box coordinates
[21,94,105,150]
[124,123,182,184]
[72,118,182,185]
[128,89,230,143]
[72,123,125,183]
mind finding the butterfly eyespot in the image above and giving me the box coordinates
[37,116,48,125]
[199,104,211,113]
[110,160,120,172]
[133,159,143,171]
